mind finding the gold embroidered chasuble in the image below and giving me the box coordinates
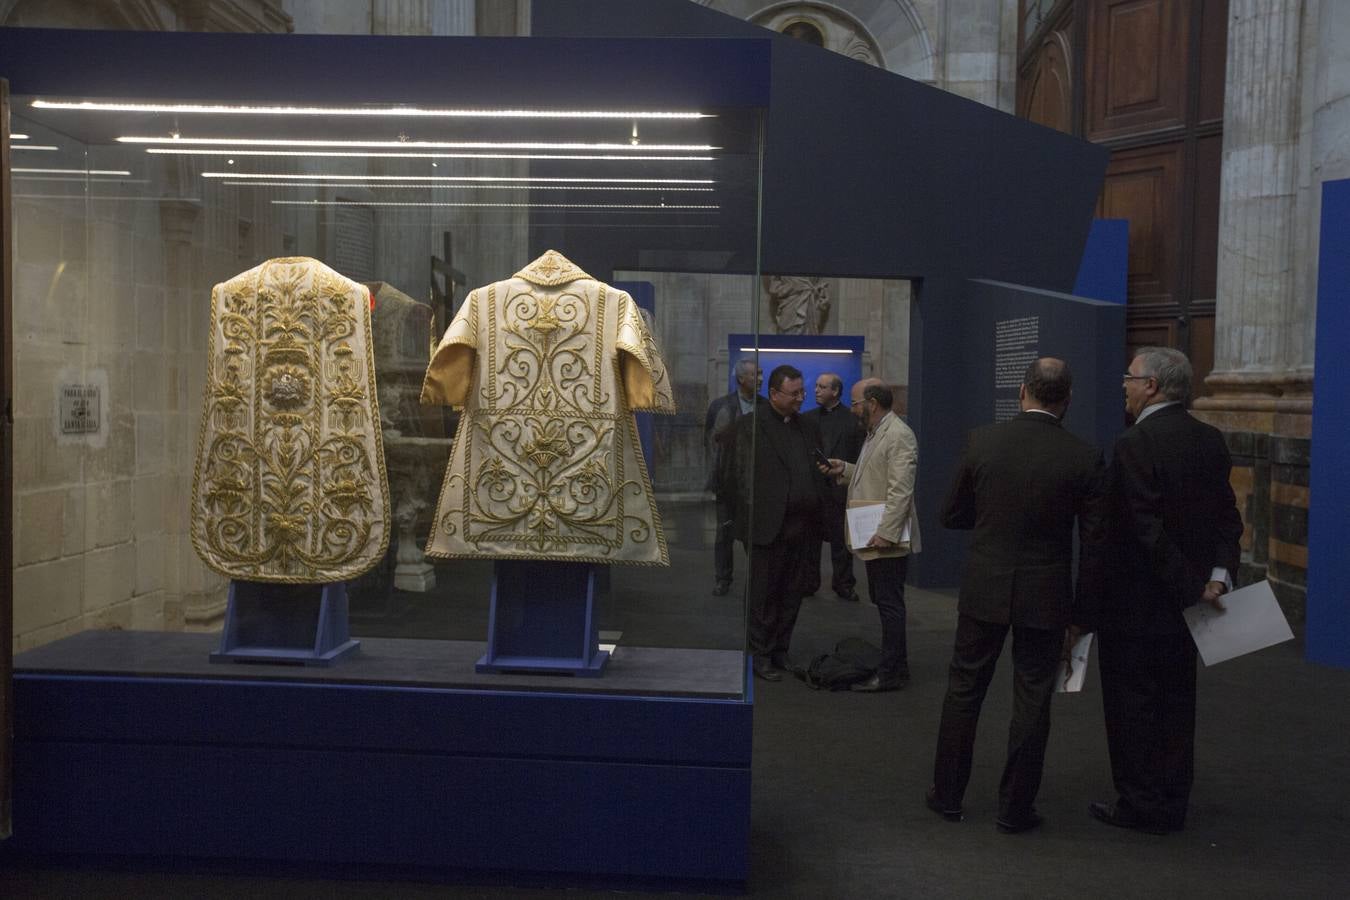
[421,250,675,565]
[190,257,391,582]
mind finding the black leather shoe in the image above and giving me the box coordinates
[769,651,793,672]
[1088,800,1170,835]
[996,810,1044,834]
[925,787,963,822]
[851,672,908,692]
[836,590,860,602]
[752,657,782,682]
[712,580,731,596]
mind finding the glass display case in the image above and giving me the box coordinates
[4,32,768,702]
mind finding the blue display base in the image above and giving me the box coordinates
[7,637,753,888]
[477,561,607,676]
[211,580,360,667]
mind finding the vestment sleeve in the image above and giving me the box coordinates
[420,288,478,408]
[615,290,676,414]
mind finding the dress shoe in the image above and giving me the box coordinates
[769,651,793,672]
[1088,800,1170,835]
[712,580,731,596]
[996,810,1044,834]
[925,787,963,822]
[850,672,908,692]
[836,590,860,602]
[752,657,782,682]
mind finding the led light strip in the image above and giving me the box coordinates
[13,167,131,176]
[222,181,713,192]
[35,100,711,119]
[201,172,713,183]
[10,133,30,140]
[119,136,715,152]
[737,347,855,354]
[11,144,60,151]
[271,200,719,210]
[147,148,715,161]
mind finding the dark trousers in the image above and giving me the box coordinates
[931,613,1062,820]
[807,536,856,597]
[863,554,909,676]
[713,497,735,584]
[1098,630,1197,828]
[747,528,813,659]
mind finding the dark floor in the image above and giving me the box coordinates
[4,542,1349,898]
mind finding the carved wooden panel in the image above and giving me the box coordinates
[1127,320,1179,357]
[1086,0,1188,140]
[1198,0,1228,124]
[1098,143,1182,305]
[1191,134,1222,301]
[1021,28,1073,134]
[1188,311,1216,397]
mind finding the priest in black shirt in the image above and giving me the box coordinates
[731,364,827,681]
[802,372,864,601]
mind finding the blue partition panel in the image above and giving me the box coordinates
[727,333,865,411]
[1073,219,1129,303]
[7,667,753,886]
[1308,178,1350,668]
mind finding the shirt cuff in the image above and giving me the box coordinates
[1210,567,1232,592]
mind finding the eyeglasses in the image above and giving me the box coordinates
[1122,374,1152,382]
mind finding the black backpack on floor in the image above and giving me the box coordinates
[798,638,882,691]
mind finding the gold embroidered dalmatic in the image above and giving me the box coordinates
[190,257,391,582]
[421,250,675,565]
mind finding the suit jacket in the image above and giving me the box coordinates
[803,403,864,508]
[839,412,922,561]
[704,390,755,495]
[732,401,827,546]
[1101,404,1244,635]
[940,411,1107,630]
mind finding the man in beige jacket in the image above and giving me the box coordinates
[821,379,922,691]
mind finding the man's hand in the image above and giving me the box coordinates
[818,458,845,478]
[866,534,896,550]
[1201,579,1227,611]
[1061,625,1083,683]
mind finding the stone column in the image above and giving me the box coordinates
[371,0,473,35]
[1195,0,1317,619]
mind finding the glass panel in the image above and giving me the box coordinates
[8,86,763,700]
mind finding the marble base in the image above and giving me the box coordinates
[393,562,435,593]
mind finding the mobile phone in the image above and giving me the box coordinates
[812,448,830,467]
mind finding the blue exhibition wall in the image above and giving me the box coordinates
[1073,219,1129,304]
[1307,177,1350,668]
[726,333,865,412]
[908,279,1126,588]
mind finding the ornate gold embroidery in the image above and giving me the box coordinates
[423,251,674,565]
[190,258,390,582]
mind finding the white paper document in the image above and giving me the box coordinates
[846,504,910,550]
[1057,632,1093,693]
[1183,580,1294,666]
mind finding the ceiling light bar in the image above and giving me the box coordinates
[272,200,718,210]
[120,136,716,151]
[201,172,713,183]
[737,347,855,354]
[36,100,711,119]
[10,133,29,140]
[147,148,715,161]
[223,181,713,192]
[13,167,131,176]
[11,144,60,151]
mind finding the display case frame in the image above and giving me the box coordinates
[0,26,771,887]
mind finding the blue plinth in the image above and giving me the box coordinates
[477,561,608,676]
[211,580,360,666]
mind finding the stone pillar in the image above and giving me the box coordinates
[371,0,473,35]
[1196,0,1315,619]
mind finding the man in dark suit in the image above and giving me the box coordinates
[732,364,826,681]
[802,372,864,601]
[928,358,1107,833]
[704,357,762,596]
[1090,347,1243,834]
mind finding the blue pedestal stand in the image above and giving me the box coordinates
[210,580,360,666]
[476,560,609,676]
